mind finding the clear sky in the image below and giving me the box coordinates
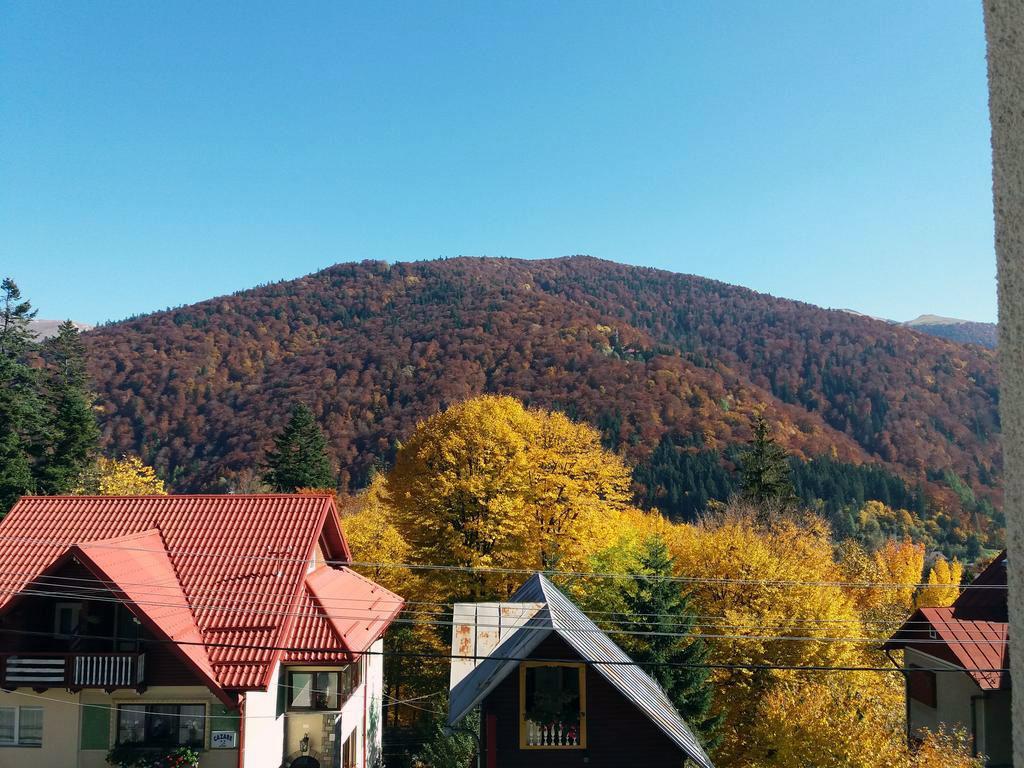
[1,2,997,325]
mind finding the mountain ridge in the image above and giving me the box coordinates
[81,255,1001,519]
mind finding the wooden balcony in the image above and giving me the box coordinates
[0,652,145,690]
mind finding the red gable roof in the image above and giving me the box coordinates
[0,495,401,695]
[886,550,1009,691]
[886,607,1009,690]
[282,566,404,664]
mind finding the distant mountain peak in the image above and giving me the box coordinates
[29,319,93,339]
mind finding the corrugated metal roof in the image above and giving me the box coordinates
[448,574,714,768]
[0,494,398,694]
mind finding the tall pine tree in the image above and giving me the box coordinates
[41,320,100,494]
[0,278,46,512]
[618,536,722,749]
[738,413,797,512]
[263,402,335,492]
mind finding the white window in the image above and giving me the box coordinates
[0,707,43,747]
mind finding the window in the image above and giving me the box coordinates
[342,730,358,768]
[0,707,43,747]
[287,661,363,712]
[54,602,81,637]
[116,704,205,748]
[519,662,586,749]
[907,666,937,708]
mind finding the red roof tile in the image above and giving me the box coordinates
[886,606,1009,690]
[281,566,404,664]
[0,494,396,694]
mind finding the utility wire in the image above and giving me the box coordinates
[0,533,1005,590]
[0,627,1004,675]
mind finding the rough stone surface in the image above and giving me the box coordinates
[984,0,1024,758]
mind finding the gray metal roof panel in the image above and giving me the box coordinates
[447,608,554,726]
[450,574,714,768]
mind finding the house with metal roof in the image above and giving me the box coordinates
[447,573,714,768]
[0,494,404,768]
[885,552,1011,767]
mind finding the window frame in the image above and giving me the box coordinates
[286,660,364,713]
[518,661,587,750]
[115,703,207,750]
[0,706,43,748]
[53,601,81,638]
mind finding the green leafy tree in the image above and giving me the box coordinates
[738,413,797,512]
[413,709,479,768]
[263,402,335,492]
[41,320,100,493]
[0,278,46,512]
[618,536,722,749]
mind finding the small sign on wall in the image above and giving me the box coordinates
[211,731,238,749]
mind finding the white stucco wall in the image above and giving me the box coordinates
[243,663,286,768]
[277,644,385,768]
[983,2,1024,765]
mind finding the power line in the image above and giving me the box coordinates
[3,571,941,631]
[0,627,1004,675]
[0,533,1005,590]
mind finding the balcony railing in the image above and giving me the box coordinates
[1,652,145,689]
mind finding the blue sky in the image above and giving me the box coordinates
[1,2,997,324]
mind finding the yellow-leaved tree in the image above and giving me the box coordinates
[385,395,633,599]
[916,556,963,608]
[339,475,418,599]
[74,455,166,496]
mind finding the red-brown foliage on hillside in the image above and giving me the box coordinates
[83,256,1000,509]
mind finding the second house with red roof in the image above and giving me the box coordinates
[0,493,403,768]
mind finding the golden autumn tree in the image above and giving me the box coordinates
[338,475,419,599]
[386,395,633,599]
[74,455,166,496]
[916,556,963,608]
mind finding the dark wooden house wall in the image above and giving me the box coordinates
[0,559,206,688]
[480,634,686,768]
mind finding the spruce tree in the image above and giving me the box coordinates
[263,402,335,492]
[619,536,722,749]
[41,320,100,493]
[0,278,45,511]
[738,413,797,511]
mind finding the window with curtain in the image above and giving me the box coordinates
[0,707,43,747]
[116,704,205,748]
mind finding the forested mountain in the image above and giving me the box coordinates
[903,315,998,348]
[82,256,1001,540]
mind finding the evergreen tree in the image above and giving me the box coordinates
[738,413,797,511]
[618,536,722,749]
[0,278,46,512]
[41,320,100,494]
[263,402,335,492]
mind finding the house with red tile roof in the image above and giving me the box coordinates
[0,494,403,768]
[885,552,1011,767]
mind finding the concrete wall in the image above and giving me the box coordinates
[0,689,79,768]
[983,2,1024,765]
[0,685,238,768]
[904,649,982,742]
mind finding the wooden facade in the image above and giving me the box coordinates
[0,559,207,691]
[478,634,687,768]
